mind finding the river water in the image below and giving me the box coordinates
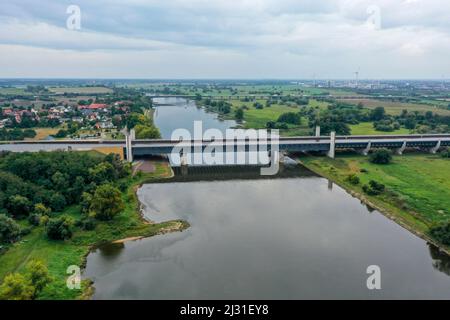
[83,98,450,299]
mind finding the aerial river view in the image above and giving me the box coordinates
[83,98,450,299]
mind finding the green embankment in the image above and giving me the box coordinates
[301,154,450,244]
[0,161,188,300]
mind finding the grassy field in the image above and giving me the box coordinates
[0,160,187,300]
[350,122,411,135]
[301,154,450,236]
[48,87,113,94]
[228,98,325,133]
[341,98,450,116]
[28,128,60,140]
[0,87,30,95]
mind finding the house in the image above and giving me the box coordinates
[0,119,10,128]
[71,117,83,123]
[99,121,115,129]
[80,103,108,111]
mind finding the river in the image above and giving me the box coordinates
[83,98,450,299]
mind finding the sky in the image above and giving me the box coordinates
[0,0,449,79]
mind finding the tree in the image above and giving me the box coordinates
[277,112,301,125]
[46,216,73,240]
[234,108,244,121]
[49,193,66,212]
[29,203,51,226]
[134,124,161,139]
[370,107,386,121]
[369,148,392,164]
[0,214,21,243]
[88,161,116,184]
[90,184,124,221]
[25,260,51,296]
[0,273,35,300]
[33,203,51,216]
[6,195,31,217]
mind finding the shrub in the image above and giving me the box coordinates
[346,174,360,185]
[429,221,450,245]
[75,217,96,231]
[0,273,35,300]
[25,260,52,296]
[46,217,73,240]
[28,214,41,226]
[0,214,21,243]
[441,148,450,159]
[369,148,392,164]
[0,260,51,300]
[362,180,385,196]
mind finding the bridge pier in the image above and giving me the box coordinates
[327,131,336,159]
[396,141,407,155]
[125,129,135,163]
[315,126,321,137]
[180,154,188,176]
[360,141,372,156]
[430,140,441,154]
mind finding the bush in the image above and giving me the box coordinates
[46,217,73,240]
[441,148,450,159]
[28,214,41,226]
[429,221,450,245]
[25,260,52,295]
[0,273,35,300]
[75,217,97,231]
[362,180,385,196]
[369,148,392,164]
[0,259,51,300]
[0,214,21,243]
[346,174,360,185]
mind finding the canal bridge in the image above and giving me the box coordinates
[2,133,449,163]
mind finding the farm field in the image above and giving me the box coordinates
[48,87,113,94]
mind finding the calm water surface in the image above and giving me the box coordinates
[84,97,450,299]
[84,169,450,299]
[152,97,237,138]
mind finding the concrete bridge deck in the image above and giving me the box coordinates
[1,134,449,161]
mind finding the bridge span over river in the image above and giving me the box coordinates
[1,133,449,163]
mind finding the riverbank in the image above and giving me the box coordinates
[300,154,450,255]
[0,160,189,300]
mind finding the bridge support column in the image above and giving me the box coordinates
[180,153,188,176]
[278,152,285,173]
[125,129,135,163]
[396,141,407,155]
[327,131,336,159]
[361,141,372,156]
[430,140,441,154]
[315,126,321,137]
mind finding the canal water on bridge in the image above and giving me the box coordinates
[84,166,450,299]
[152,97,237,139]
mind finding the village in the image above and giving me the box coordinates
[0,87,136,140]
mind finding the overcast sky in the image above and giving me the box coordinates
[0,0,449,79]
